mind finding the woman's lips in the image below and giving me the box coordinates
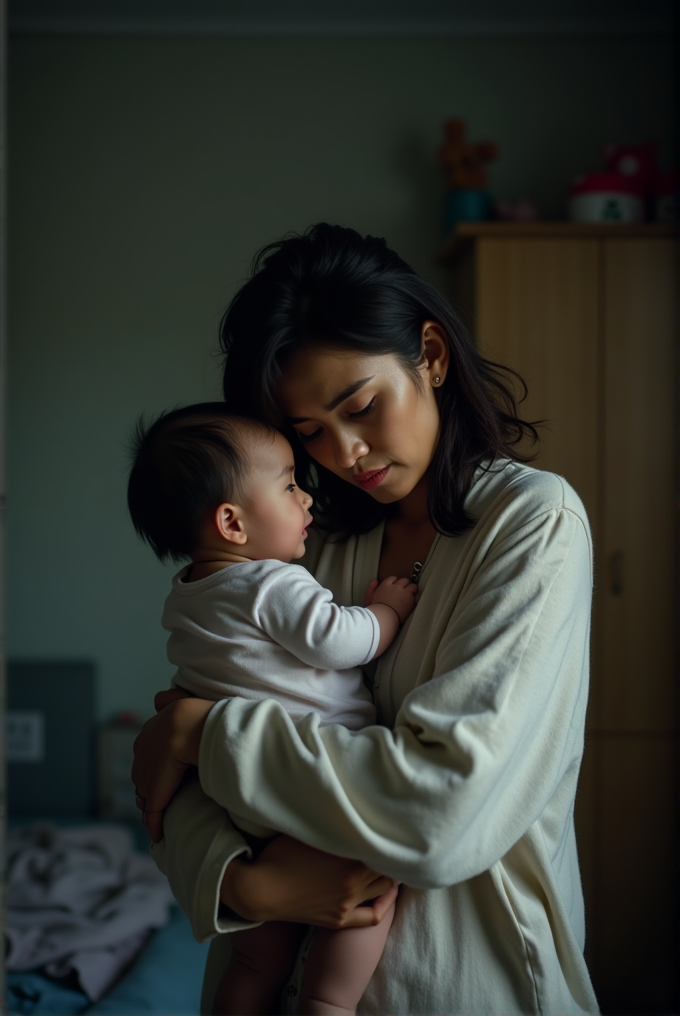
[355,466,390,490]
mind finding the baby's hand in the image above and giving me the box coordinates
[370,576,418,624]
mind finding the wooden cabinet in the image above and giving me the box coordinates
[442,223,678,1014]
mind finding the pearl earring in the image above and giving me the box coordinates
[433,375,441,385]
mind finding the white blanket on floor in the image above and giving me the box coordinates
[6,823,175,1001]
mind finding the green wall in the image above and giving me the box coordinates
[7,33,674,721]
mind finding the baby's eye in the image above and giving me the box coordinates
[286,483,296,492]
[349,397,376,419]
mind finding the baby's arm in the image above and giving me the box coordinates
[253,565,417,670]
[366,576,418,657]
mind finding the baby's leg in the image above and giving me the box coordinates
[212,921,307,1015]
[298,902,395,1016]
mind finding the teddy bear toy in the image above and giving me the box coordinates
[438,119,499,232]
[438,119,499,190]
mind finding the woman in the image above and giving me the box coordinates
[132,223,598,1014]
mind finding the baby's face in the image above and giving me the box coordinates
[240,432,313,562]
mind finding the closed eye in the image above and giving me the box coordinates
[296,428,322,445]
[295,397,376,444]
[350,397,376,419]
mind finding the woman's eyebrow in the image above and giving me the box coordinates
[287,376,374,423]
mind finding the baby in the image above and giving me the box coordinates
[127,402,417,1016]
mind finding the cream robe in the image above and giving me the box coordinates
[154,460,599,1015]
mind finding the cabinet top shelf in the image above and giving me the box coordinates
[438,221,677,263]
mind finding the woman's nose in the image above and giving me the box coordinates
[333,433,369,469]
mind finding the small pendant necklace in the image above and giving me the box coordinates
[408,534,441,585]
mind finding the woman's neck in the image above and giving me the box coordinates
[392,472,431,530]
[378,474,436,581]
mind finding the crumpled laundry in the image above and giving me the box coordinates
[6,823,175,1001]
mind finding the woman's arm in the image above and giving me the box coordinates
[133,697,398,938]
[196,502,593,889]
[220,834,398,927]
[152,773,254,941]
[152,774,398,940]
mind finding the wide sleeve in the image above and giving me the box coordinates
[253,564,380,669]
[151,774,261,941]
[198,504,593,889]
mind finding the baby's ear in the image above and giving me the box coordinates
[214,503,248,545]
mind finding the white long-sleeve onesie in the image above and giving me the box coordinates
[163,559,378,728]
[162,560,379,837]
[154,461,599,1015]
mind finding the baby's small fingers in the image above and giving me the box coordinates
[394,578,419,594]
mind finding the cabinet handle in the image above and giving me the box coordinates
[610,551,624,595]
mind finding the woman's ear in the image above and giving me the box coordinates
[214,503,248,545]
[420,320,450,387]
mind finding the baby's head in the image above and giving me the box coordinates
[127,403,313,565]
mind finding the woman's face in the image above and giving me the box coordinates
[278,337,446,505]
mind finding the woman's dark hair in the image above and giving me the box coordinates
[127,402,273,563]
[220,223,539,538]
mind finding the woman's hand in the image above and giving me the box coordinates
[221,834,399,929]
[154,686,194,712]
[131,695,215,842]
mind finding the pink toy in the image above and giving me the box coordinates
[568,172,644,224]
[495,197,538,222]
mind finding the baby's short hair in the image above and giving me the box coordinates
[127,403,274,563]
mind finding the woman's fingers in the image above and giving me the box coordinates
[131,718,189,842]
[140,806,167,844]
[154,686,193,713]
[345,881,398,930]
[362,872,399,901]
[221,834,399,929]
[131,698,214,841]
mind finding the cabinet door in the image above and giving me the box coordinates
[474,238,600,524]
[472,237,603,734]
[584,236,679,1014]
[601,238,678,732]
[465,235,679,1013]
[577,239,677,1013]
